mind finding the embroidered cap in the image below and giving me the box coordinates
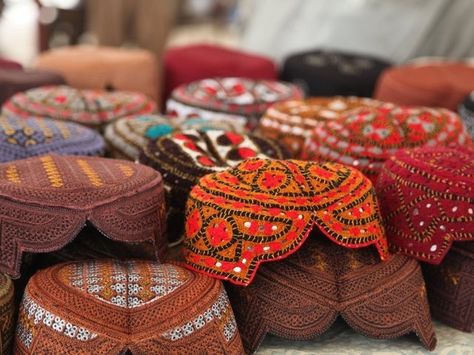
[0,155,166,278]
[0,115,105,162]
[303,106,471,181]
[227,236,436,353]
[0,274,14,354]
[14,260,244,354]
[140,130,290,245]
[2,85,156,128]
[375,146,474,264]
[258,96,386,157]
[166,77,303,129]
[104,114,241,160]
[183,158,389,285]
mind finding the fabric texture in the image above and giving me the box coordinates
[183,158,388,286]
[303,106,471,181]
[104,114,241,161]
[140,130,290,246]
[0,69,65,105]
[374,62,474,111]
[0,58,22,71]
[375,146,474,264]
[0,274,14,355]
[163,44,277,104]
[422,242,473,333]
[280,50,391,97]
[166,77,303,129]
[0,115,105,162]
[0,155,166,278]
[2,85,156,129]
[459,92,474,139]
[227,236,436,353]
[14,260,244,354]
[35,45,160,102]
[258,96,386,157]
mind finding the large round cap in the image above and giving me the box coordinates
[14,260,244,354]
[184,158,388,285]
[0,155,166,277]
[375,146,474,264]
[2,85,156,128]
[0,115,104,162]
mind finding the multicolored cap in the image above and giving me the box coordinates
[15,260,244,354]
[375,146,474,264]
[0,155,166,277]
[0,115,104,162]
[227,236,436,353]
[303,106,472,181]
[184,158,389,285]
[258,96,387,156]
[166,77,303,129]
[2,85,156,128]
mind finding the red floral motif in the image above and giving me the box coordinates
[208,219,232,246]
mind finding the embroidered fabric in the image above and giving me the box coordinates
[459,91,474,139]
[166,77,303,129]
[2,85,156,128]
[375,146,474,264]
[0,154,166,278]
[0,115,104,162]
[258,96,387,157]
[14,260,244,354]
[104,114,240,161]
[226,236,436,354]
[303,106,471,181]
[0,274,14,355]
[140,130,290,246]
[183,158,388,285]
[422,242,473,332]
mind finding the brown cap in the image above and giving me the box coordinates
[0,274,14,354]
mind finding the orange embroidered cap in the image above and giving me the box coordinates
[183,158,389,285]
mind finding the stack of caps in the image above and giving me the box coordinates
[2,85,156,129]
[166,77,303,130]
[104,114,240,160]
[459,92,474,139]
[376,146,474,333]
[374,61,474,111]
[0,115,104,162]
[183,158,436,353]
[258,96,386,157]
[280,49,391,97]
[139,130,290,245]
[303,105,471,181]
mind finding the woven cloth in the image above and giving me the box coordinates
[258,96,386,157]
[375,146,474,264]
[140,130,290,246]
[227,236,436,353]
[459,91,474,139]
[422,242,473,333]
[35,45,160,101]
[303,106,471,181]
[374,62,474,111]
[105,115,240,161]
[183,158,388,285]
[0,115,104,162]
[0,68,65,105]
[166,77,303,129]
[2,85,156,129]
[0,155,166,278]
[14,260,244,354]
[0,274,14,355]
[163,44,277,104]
[280,50,391,97]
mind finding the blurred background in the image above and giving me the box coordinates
[1,0,473,66]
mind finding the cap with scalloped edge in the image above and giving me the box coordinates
[183,158,389,285]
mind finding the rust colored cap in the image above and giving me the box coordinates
[14,260,244,354]
[0,274,14,354]
[184,158,388,285]
[0,155,166,277]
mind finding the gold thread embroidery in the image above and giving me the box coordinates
[5,165,21,184]
[77,159,103,187]
[40,156,64,188]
